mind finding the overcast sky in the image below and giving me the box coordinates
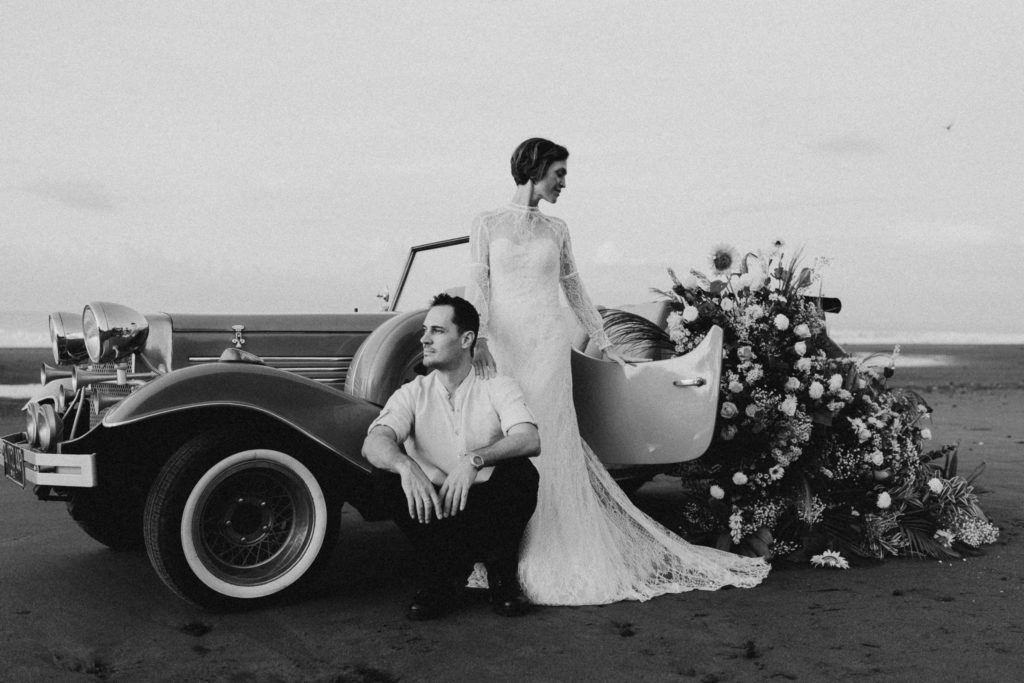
[2,1,1023,341]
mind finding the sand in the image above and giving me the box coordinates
[1,348,1021,681]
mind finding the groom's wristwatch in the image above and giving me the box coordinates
[469,453,486,469]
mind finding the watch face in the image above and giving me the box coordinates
[471,454,485,468]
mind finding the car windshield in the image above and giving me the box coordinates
[391,237,470,311]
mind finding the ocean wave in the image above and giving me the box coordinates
[833,329,1024,345]
[0,385,36,400]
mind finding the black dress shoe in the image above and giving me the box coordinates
[488,574,531,617]
[407,585,461,621]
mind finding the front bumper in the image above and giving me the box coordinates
[3,433,97,488]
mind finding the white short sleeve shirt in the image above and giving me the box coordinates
[368,371,536,485]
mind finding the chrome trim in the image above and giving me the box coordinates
[672,378,707,387]
[9,442,98,487]
[188,356,354,362]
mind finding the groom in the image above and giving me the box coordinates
[362,293,540,620]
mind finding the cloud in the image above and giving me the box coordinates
[807,134,887,157]
[15,178,116,211]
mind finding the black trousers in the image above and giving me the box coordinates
[377,458,539,588]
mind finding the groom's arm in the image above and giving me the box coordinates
[467,422,540,466]
[364,425,445,524]
[439,422,539,517]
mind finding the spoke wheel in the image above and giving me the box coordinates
[145,429,340,609]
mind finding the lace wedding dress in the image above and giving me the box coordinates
[465,203,769,605]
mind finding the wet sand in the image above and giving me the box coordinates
[1,349,1022,681]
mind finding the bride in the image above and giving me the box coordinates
[465,138,770,605]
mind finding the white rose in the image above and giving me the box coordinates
[793,323,811,339]
[720,297,735,312]
[745,403,761,418]
[796,357,813,372]
[779,395,797,417]
[774,314,790,331]
[920,428,932,440]
[682,305,699,323]
[865,450,884,466]
[808,381,824,399]
[720,424,738,440]
[710,485,725,500]
[928,477,943,494]
[794,341,807,357]
[828,373,844,392]
[720,402,739,419]
[785,377,801,391]
[732,472,748,486]
[858,428,872,443]
[728,380,744,394]
[876,492,892,509]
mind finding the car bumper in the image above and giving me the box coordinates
[3,433,97,488]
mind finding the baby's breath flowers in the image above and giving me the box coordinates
[657,239,997,564]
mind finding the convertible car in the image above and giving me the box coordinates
[2,237,724,608]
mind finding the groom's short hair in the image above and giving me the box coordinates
[429,293,479,351]
[511,138,569,185]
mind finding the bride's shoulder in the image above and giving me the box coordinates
[471,207,508,229]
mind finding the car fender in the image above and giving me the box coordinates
[102,362,381,473]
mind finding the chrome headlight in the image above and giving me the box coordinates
[82,302,150,364]
[36,404,63,452]
[25,404,40,447]
[49,311,90,365]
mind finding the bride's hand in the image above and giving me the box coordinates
[472,339,497,378]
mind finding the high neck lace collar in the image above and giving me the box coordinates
[508,201,541,213]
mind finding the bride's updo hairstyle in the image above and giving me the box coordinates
[511,138,569,185]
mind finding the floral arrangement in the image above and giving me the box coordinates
[650,242,999,565]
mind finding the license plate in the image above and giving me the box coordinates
[3,440,26,488]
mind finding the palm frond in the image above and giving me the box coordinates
[599,308,675,359]
[897,511,960,559]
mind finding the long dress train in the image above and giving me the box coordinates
[466,203,769,605]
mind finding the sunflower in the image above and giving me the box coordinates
[810,549,850,569]
[709,244,740,275]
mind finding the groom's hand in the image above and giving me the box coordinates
[439,457,479,517]
[397,461,443,524]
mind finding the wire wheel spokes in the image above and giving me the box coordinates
[192,457,317,586]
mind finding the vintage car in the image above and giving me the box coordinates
[2,236,728,609]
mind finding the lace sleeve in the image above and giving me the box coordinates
[465,214,492,339]
[557,221,610,350]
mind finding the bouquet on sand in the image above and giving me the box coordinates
[637,242,999,566]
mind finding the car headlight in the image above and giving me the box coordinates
[25,404,40,447]
[36,404,63,452]
[82,302,150,364]
[49,311,90,365]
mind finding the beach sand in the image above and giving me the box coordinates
[1,347,1022,681]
